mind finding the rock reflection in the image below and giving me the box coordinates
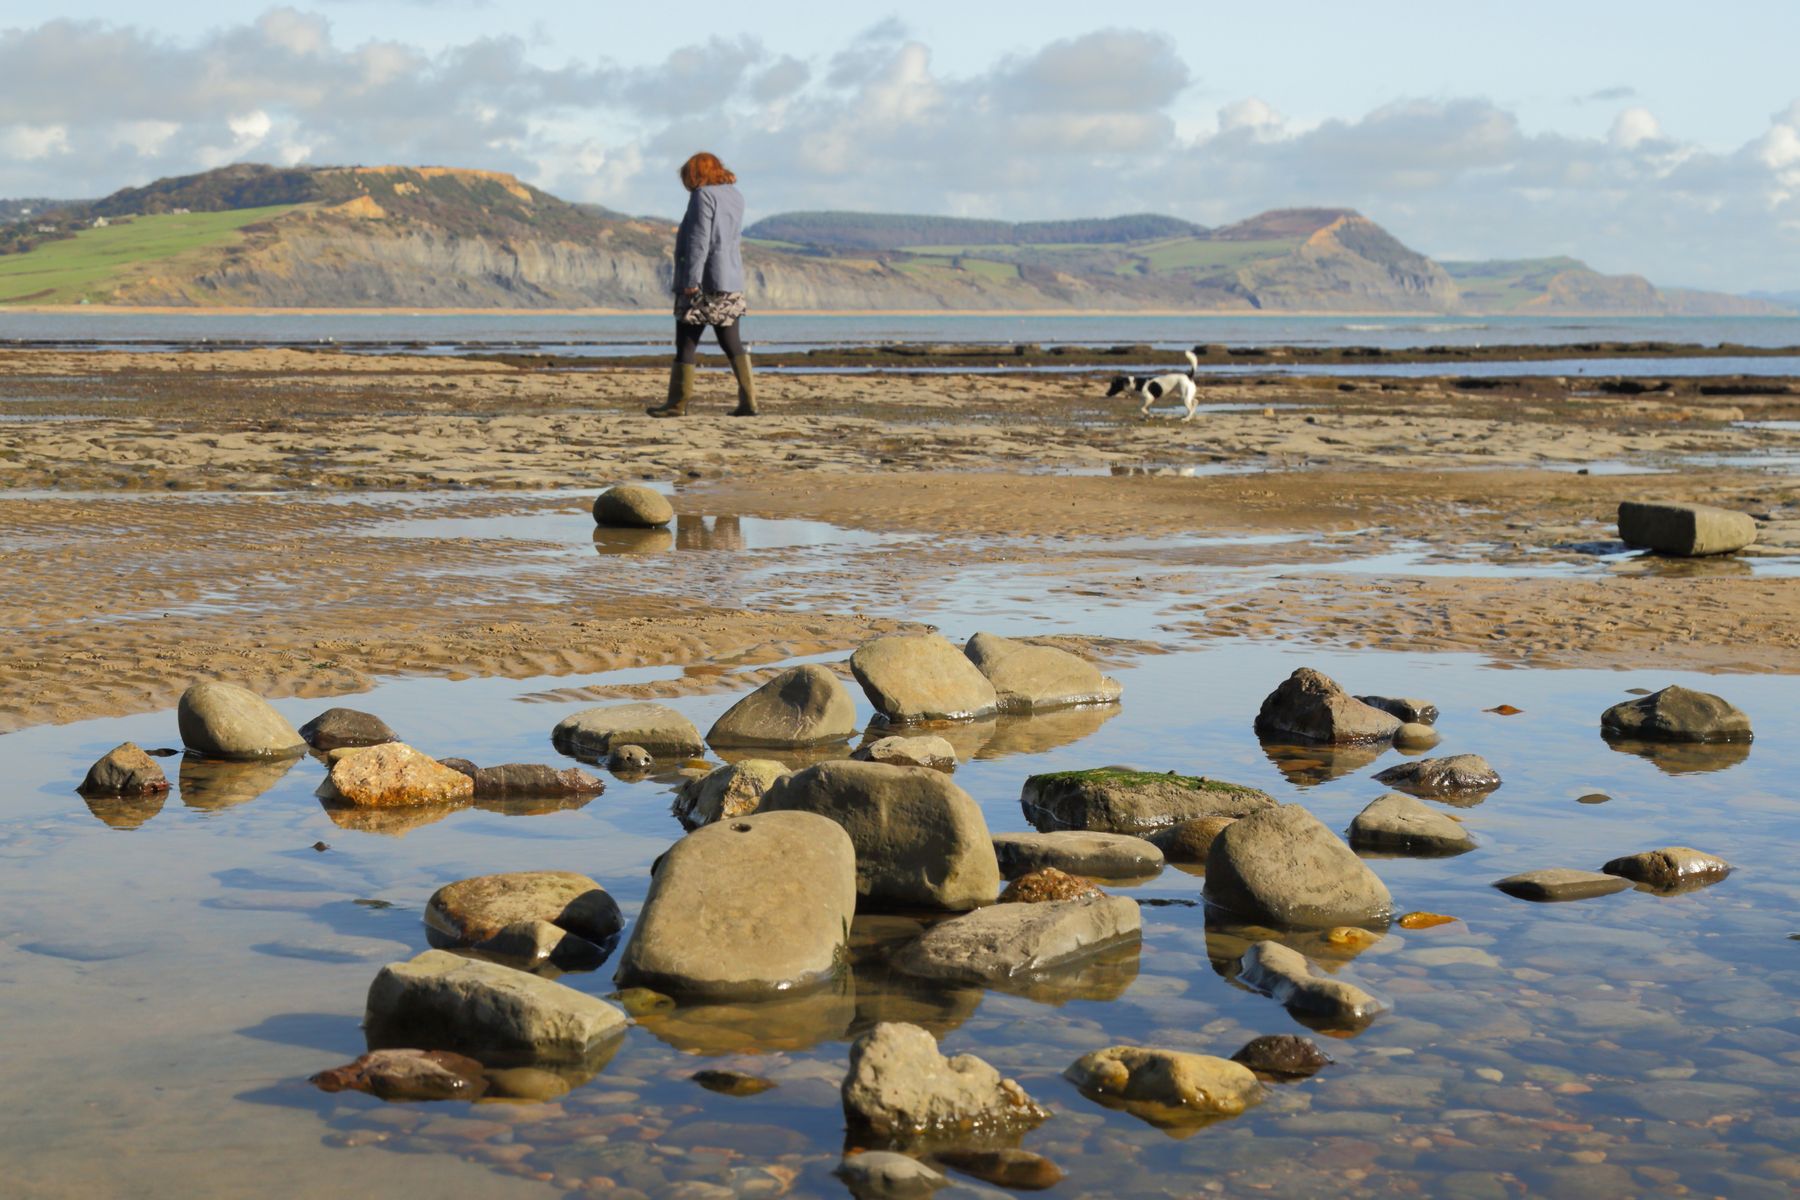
[319,798,466,836]
[1201,908,1386,981]
[591,526,674,556]
[1258,738,1388,786]
[470,792,596,818]
[980,704,1121,759]
[1067,1088,1253,1139]
[1602,734,1752,775]
[82,790,166,829]
[713,742,851,771]
[178,754,297,810]
[675,514,745,551]
[633,981,859,1056]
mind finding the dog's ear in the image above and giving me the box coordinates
[1105,375,1129,396]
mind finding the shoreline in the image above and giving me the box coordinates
[7,303,1796,319]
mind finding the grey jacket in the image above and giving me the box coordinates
[674,183,745,294]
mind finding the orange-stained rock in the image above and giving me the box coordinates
[326,742,474,808]
[999,867,1100,904]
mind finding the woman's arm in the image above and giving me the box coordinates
[675,189,715,293]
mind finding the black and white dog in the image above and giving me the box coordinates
[1105,349,1200,420]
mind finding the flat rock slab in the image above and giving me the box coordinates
[1494,869,1633,902]
[1354,695,1439,725]
[760,760,1000,911]
[299,707,398,751]
[1601,685,1752,743]
[553,702,705,758]
[963,631,1122,712]
[1256,668,1402,745]
[842,1021,1047,1145]
[892,894,1141,987]
[706,663,858,748]
[1348,792,1475,856]
[1618,500,1756,556]
[440,760,604,798]
[325,743,475,808]
[850,634,998,723]
[1020,768,1273,835]
[615,809,857,999]
[79,742,169,797]
[1205,804,1392,927]
[852,734,958,772]
[992,831,1164,880]
[365,949,627,1062]
[1238,940,1386,1031]
[1601,846,1732,892]
[1064,1046,1262,1126]
[425,870,623,947]
[593,484,674,528]
[671,759,790,828]
[1372,754,1501,798]
[177,680,305,761]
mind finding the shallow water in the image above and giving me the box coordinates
[3,522,1798,1198]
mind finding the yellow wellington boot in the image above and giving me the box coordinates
[646,361,693,418]
[728,353,758,417]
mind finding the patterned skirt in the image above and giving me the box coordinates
[675,290,748,327]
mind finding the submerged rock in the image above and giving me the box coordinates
[1600,685,1752,744]
[614,809,856,999]
[323,743,475,808]
[760,760,999,911]
[671,759,790,829]
[425,870,623,966]
[842,1021,1048,1144]
[962,631,1122,712]
[849,634,999,723]
[177,681,305,760]
[79,742,170,797]
[1601,846,1733,891]
[1063,1046,1262,1123]
[892,893,1141,987]
[1493,868,1632,902]
[1148,816,1239,863]
[298,707,397,751]
[1256,669,1402,744]
[852,734,958,772]
[992,830,1164,880]
[439,760,604,798]
[1354,695,1440,725]
[1238,941,1386,1030]
[934,1147,1064,1191]
[552,702,705,759]
[365,949,627,1062]
[1348,792,1476,856]
[1205,804,1393,927]
[1372,754,1501,798]
[834,1150,947,1198]
[1393,722,1440,750]
[706,663,858,748]
[1230,1034,1333,1080]
[608,744,653,772]
[310,1048,487,1102]
[592,484,674,528]
[1020,767,1274,835]
[1618,499,1756,556]
[692,1068,777,1097]
[998,867,1101,903]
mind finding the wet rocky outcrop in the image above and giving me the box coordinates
[438,759,604,798]
[998,867,1101,903]
[310,1048,487,1102]
[1493,868,1632,902]
[1230,1034,1333,1080]
[1601,846,1733,892]
[852,734,958,771]
[321,742,474,808]
[1237,940,1387,1030]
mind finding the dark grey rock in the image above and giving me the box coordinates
[1256,668,1402,744]
[298,707,397,751]
[1354,695,1440,725]
[1373,753,1501,798]
[1601,685,1752,743]
[78,742,169,796]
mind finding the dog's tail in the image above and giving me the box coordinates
[1184,348,1199,379]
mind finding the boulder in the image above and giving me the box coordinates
[1255,669,1402,744]
[842,1022,1048,1143]
[1618,500,1756,556]
[176,681,305,760]
[850,634,998,723]
[759,760,1000,911]
[365,950,628,1062]
[440,760,604,798]
[1205,804,1392,927]
[962,631,1122,712]
[1348,793,1476,855]
[1230,1034,1333,1080]
[78,743,169,796]
[552,702,704,759]
[1148,816,1238,863]
[1600,847,1733,891]
[1354,695,1440,725]
[893,894,1139,987]
[671,759,790,828]
[1393,722,1440,750]
[1237,941,1386,1030]
[323,743,475,808]
[853,735,958,772]
[310,1048,487,1101]
[425,871,623,957]
[614,809,857,999]
[1373,754,1501,797]
[1020,768,1274,835]
[1493,869,1632,902]
[992,830,1163,880]
[999,867,1100,904]
[1063,1046,1262,1120]
[834,1151,948,1198]
[1600,685,1752,743]
[592,484,674,528]
[298,707,397,751]
[707,664,858,748]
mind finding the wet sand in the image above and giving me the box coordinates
[2,348,1798,733]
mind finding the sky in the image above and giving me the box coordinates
[2,1,1798,292]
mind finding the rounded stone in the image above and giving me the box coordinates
[849,634,998,723]
[79,742,170,797]
[706,664,857,748]
[425,870,623,947]
[592,484,674,528]
[1394,722,1440,750]
[177,681,305,761]
[963,631,1122,712]
[671,759,790,828]
[1063,1046,1262,1119]
[298,707,398,751]
[1348,792,1475,856]
[1204,804,1392,927]
[553,702,704,759]
[1601,685,1752,743]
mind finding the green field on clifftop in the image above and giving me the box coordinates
[0,205,299,304]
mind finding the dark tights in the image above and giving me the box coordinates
[674,319,745,364]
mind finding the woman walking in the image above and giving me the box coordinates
[647,152,756,418]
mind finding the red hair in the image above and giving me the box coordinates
[679,152,737,190]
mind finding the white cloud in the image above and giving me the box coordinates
[1609,106,1662,148]
[0,123,69,159]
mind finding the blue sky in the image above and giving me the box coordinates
[3,2,1798,291]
